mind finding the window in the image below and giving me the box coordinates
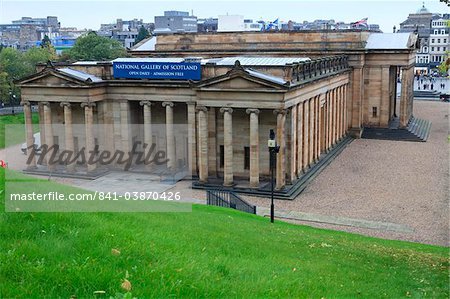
[431,47,435,51]
[444,47,447,52]
[444,39,447,44]
[372,107,377,118]
[434,30,438,35]
[220,145,224,168]
[437,39,441,43]
[441,30,445,35]
[244,147,250,170]
[431,39,435,43]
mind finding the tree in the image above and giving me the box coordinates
[135,26,150,44]
[65,31,127,61]
[41,35,52,49]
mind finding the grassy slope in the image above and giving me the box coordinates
[0,113,39,149]
[0,168,448,298]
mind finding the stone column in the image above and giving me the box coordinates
[327,91,332,150]
[197,106,208,183]
[315,96,320,160]
[21,100,36,169]
[337,86,342,140]
[42,102,55,171]
[332,88,337,145]
[120,100,130,156]
[140,101,153,170]
[246,109,260,188]
[290,105,297,180]
[187,102,197,177]
[400,67,413,128]
[343,84,348,134]
[274,109,287,190]
[317,96,322,158]
[303,100,309,169]
[296,104,303,175]
[220,107,234,186]
[162,102,176,170]
[61,102,75,172]
[82,102,96,172]
[308,98,314,165]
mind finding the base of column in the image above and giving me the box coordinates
[348,127,363,138]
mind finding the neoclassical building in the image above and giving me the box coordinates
[17,30,419,197]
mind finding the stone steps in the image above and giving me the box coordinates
[362,117,431,142]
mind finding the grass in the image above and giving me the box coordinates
[0,168,448,298]
[0,114,448,298]
[0,113,39,149]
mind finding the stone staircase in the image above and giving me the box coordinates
[362,117,431,142]
[413,90,441,101]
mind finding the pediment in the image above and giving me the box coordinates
[17,68,98,87]
[195,71,289,91]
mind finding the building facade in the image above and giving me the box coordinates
[429,15,450,70]
[154,11,198,34]
[17,31,417,195]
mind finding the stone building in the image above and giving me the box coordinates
[17,30,418,197]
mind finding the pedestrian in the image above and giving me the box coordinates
[431,83,434,90]
[421,79,423,84]
[418,85,421,90]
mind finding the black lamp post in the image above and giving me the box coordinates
[8,91,17,115]
[268,129,280,223]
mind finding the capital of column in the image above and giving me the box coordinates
[162,101,174,108]
[273,109,287,116]
[246,108,260,115]
[41,101,51,107]
[20,100,31,106]
[186,101,196,106]
[219,107,233,114]
[81,102,96,108]
[139,100,152,107]
[60,102,71,108]
[196,106,208,112]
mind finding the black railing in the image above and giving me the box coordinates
[292,55,349,84]
[206,189,256,214]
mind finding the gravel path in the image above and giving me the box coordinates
[244,101,449,246]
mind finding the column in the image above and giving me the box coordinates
[220,107,233,186]
[327,91,332,150]
[308,98,314,165]
[296,104,303,175]
[303,101,309,169]
[315,96,320,160]
[400,67,413,128]
[187,102,197,177]
[162,102,176,171]
[332,88,337,145]
[337,87,342,140]
[21,101,36,169]
[82,102,96,172]
[120,100,130,156]
[140,101,153,170]
[246,109,260,188]
[274,109,286,190]
[42,102,55,171]
[61,102,75,172]
[290,105,297,180]
[317,95,322,160]
[197,106,208,183]
[343,84,348,134]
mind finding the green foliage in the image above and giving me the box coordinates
[65,31,127,61]
[41,35,52,49]
[135,26,150,45]
[0,46,56,101]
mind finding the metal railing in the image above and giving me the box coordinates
[206,189,256,214]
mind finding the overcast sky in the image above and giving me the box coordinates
[0,0,448,32]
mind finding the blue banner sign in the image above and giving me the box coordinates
[113,61,201,80]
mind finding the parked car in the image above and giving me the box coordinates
[21,132,41,155]
[440,94,450,102]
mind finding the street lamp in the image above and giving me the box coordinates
[8,91,17,115]
[268,129,280,223]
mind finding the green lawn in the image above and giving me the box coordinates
[0,113,39,149]
[0,168,448,298]
[0,114,448,298]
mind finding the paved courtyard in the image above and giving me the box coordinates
[245,100,449,246]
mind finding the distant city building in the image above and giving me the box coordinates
[97,18,154,48]
[197,18,218,32]
[0,16,61,50]
[217,15,262,32]
[154,11,197,34]
[398,4,449,74]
